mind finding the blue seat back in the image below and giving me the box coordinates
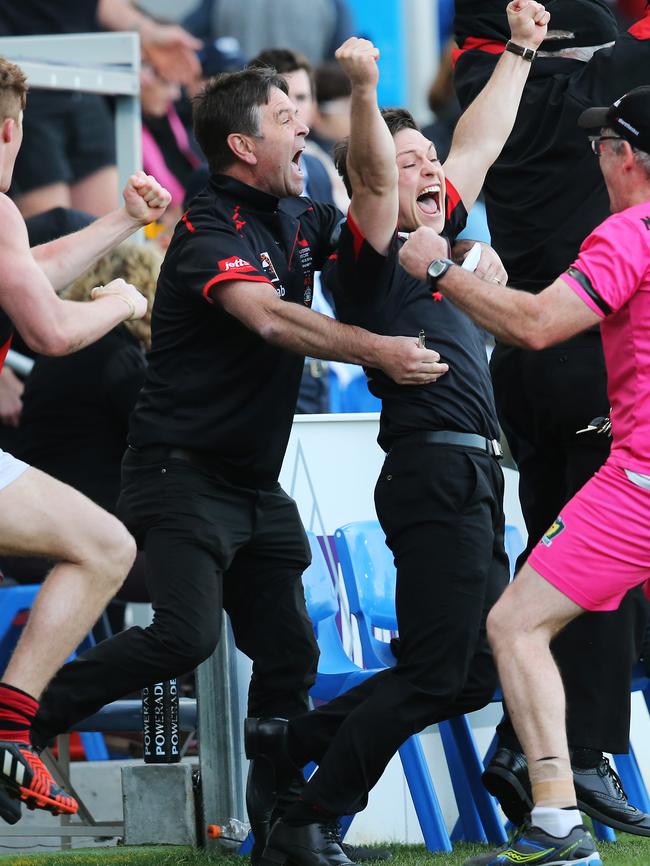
[504,524,526,578]
[335,521,396,629]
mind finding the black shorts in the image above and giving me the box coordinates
[12,89,116,194]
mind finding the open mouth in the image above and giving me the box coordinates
[416,184,441,216]
[292,149,304,173]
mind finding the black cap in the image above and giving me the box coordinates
[578,86,650,155]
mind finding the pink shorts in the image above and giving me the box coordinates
[528,460,650,611]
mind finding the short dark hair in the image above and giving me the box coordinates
[193,66,288,173]
[0,57,27,122]
[249,47,314,96]
[334,107,419,196]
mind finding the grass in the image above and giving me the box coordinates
[2,837,650,866]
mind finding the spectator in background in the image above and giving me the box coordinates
[310,61,352,157]
[183,0,354,66]
[3,0,201,219]
[0,243,162,628]
[141,63,204,229]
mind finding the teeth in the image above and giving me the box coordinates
[419,185,440,196]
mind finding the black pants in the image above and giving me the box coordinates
[491,338,649,754]
[288,443,509,816]
[31,450,319,745]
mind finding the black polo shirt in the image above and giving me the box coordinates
[329,180,500,452]
[453,10,650,292]
[129,174,341,488]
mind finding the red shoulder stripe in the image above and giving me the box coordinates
[452,37,505,67]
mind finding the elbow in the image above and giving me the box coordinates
[258,315,283,346]
[25,326,72,357]
[516,320,553,351]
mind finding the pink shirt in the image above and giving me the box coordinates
[563,200,650,474]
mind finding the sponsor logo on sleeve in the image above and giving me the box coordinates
[642,216,650,231]
[541,515,566,547]
[218,256,257,274]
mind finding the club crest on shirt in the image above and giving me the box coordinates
[259,251,286,297]
[541,515,566,547]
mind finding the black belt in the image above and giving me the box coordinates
[390,430,503,459]
[127,444,223,474]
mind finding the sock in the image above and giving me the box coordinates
[0,683,39,743]
[530,755,577,808]
[283,797,338,827]
[570,747,602,770]
[530,805,582,838]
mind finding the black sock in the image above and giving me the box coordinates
[570,747,603,770]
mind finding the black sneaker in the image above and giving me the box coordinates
[463,822,602,865]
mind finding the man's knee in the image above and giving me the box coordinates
[487,596,517,656]
[88,515,137,590]
[150,615,222,672]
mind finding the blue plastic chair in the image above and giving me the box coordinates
[334,520,507,845]
[301,532,453,853]
[0,584,108,760]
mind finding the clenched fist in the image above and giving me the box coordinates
[123,171,172,226]
[506,0,550,50]
[335,37,380,89]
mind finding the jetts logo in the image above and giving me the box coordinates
[541,515,566,547]
[218,256,256,274]
[259,251,286,297]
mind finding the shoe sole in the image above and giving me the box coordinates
[577,798,650,838]
[482,766,532,826]
[17,784,78,816]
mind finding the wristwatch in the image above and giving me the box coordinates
[426,258,455,286]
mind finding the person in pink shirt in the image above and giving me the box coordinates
[398,85,650,866]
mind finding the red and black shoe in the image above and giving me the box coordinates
[0,741,77,815]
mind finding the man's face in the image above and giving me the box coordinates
[284,69,314,129]
[253,86,308,198]
[393,127,446,233]
[595,127,627,213]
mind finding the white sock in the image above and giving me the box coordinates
[530,806,582,838]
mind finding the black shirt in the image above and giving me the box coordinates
[329,181,500,452]
[453,11,650,292]
[16,326,145,513]
[129,174,341,488]
[0,0,98,35]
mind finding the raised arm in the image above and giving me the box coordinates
[335,37,398,255]
[31,172,171,292]
[211,279,449,385]
[443,0,549,211]
[0,196,148,356]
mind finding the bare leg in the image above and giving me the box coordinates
[14,183,71,220]
[486,564,584,802]
[0,468,135,699]
[71,166,119,217]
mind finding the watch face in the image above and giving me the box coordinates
[428,258,451,280]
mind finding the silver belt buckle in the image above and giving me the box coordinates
[490,438,503,458]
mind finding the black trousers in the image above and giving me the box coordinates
[32,450,319,745]
[289,443,509,816]
[491,338,649,755]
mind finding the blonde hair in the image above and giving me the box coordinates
[62,242,163,349]
[0,57,27,121]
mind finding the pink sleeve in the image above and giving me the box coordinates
[562,214,649,315]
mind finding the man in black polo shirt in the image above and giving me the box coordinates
[453,0,650,834]
[26,65,445,839]
[245,6,550,865]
